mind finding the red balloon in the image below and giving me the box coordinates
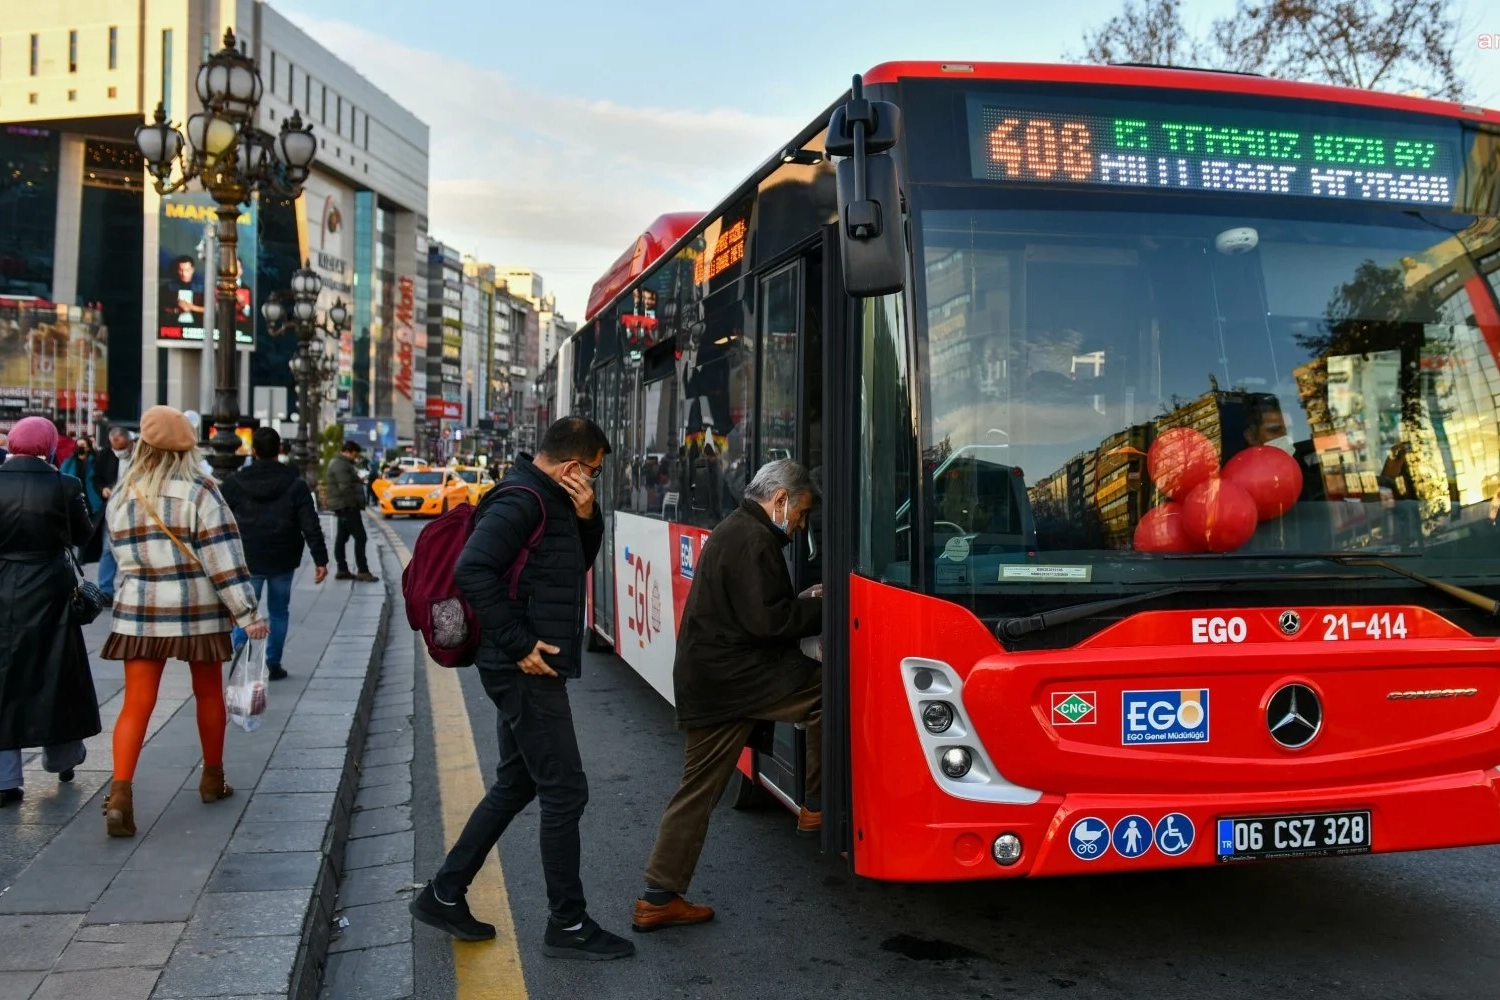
[1134,502,1201,553]
[1221,446,1304,521]
[1148,427,1219,500]
[1181,478,1259,553]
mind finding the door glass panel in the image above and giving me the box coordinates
[759,265,800,463]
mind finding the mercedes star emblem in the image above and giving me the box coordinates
[1278,610,1301,635]
[1267,683,1321,749]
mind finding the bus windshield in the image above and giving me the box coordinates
[913,200,1500,596]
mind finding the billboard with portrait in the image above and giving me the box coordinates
[157,192,256,346]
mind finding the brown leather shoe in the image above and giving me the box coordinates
[199,765,234,803]
[103,779,135,837]
[797,807,822,836]
[631,896,715,932]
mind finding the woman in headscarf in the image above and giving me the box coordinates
[99,406,267,836]
[0,417,102,805]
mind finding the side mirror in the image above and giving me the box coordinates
[828,74,906,298]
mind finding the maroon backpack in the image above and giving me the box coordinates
[401,485,545,667]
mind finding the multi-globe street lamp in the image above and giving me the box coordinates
[261,264,348,483]
[133,27,317,480]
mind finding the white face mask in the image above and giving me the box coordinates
[773,498,791,534]
[1264,435,1295,456]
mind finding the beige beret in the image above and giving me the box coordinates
[138,405,198,453]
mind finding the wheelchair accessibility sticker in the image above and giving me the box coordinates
[1068,817,1110,861]
[1154,813,1195,856]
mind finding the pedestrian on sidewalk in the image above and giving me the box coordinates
[0,417,103,806]
[221,427,330,682]
[92,425,135,605]
[326,440,378,582]
[99,405,268,838]
[61,435,106,563]
[633,459,823,932]
[409,416,635,961]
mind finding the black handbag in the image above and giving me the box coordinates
[67,546,107,625]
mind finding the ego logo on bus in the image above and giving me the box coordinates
[1191,616,1247,644]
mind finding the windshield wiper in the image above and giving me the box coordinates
[993,572,1373,640]
[1326,555,1499,615]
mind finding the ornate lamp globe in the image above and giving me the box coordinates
[261,297,284,325]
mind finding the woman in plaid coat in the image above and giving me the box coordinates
[99,406,268,837]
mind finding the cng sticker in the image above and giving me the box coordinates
[1051,691,1097,726]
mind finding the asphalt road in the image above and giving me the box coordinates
[387,514,1498,1000]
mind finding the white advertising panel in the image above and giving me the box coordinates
[613,512,677,703]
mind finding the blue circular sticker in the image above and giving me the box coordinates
[1112,814,1153,859]
[1068,816,1111,861]
[1153,813,1195,856]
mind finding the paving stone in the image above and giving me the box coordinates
[243,793,336,824]
[208,851,323,892]
[328,899,412,954]
[86,865,213,924]
[342,832,413,871]
[226,821,328,855]
[54,921,184,970]
[185,889,311,939]
[319,942,413,999]
[293,699,366,717]
[0,913,83,970]
[0,776,108,826]
[0,825,63,863]
[359,729,411,752]
[0,971,45,999]
[283,713,353,733]
[349,805,411,840]
[273,727,353,750]
[335,862,413,909]
[0,864,120,915]
[359,744,413,768]
[267,748,348,771]
[355,764,407,788]
[364,715,408,736]
[368,705,412,722]
[30,967,160,1000]
[151,936,297,997]
[255,768,345,793]
[353,781,410,811]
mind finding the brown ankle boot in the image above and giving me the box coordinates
[199,765,234,803]
[103,780,135,837]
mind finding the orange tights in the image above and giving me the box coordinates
[112,659,226,782]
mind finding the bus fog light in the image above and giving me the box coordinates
[992,833,1022,865]
[940,747,972,778]
[922,702,954,733]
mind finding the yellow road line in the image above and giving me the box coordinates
[382,525,528,1000]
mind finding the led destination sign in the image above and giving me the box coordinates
[966,96,1459,206]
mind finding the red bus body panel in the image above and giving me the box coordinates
[848,576,1500,880]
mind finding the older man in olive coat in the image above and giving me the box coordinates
[632,459,822,932]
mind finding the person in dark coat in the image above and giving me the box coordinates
[325,441,377,582]
[408,416,635,962]
[633,458,822,931]
[221,428,330,681]
[0,417,102,805]
[91,425,135,602]
[61,436,106,564]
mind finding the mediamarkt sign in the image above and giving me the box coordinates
[394,276,415,400]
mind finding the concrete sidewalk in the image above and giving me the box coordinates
[0,514,390,1000]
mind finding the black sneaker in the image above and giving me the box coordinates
[408,883,495,941]
[100,594,114,609]
[268,664,289,681]
[543,916,636,961]
[0,788,22,806]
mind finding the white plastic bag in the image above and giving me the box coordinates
[225,639,269,733]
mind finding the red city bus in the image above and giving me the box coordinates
[542,61,1500,880]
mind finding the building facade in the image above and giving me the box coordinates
[0,0,429,444]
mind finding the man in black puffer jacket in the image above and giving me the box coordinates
[221,428,329,680]
[409,416,635,963]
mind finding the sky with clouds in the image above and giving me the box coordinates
[280,0,1500,321]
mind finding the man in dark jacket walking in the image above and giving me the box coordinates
[325,440,377,582]
[632,459,822,932]
[409,416,634,962]
[222,428,329,680]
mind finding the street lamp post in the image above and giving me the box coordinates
[134,28,317,480]
[262,265,347,485]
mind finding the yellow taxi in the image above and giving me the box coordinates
[378,468,469,518]
[452,466,496,506]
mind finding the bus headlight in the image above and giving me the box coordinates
[940,747,972,778]
[922,702,955,734]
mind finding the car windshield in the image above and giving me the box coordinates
[910,201,1500,596]
[399,472,443,485]
[455,470,479,483]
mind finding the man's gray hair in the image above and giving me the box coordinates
[744,458,818,504]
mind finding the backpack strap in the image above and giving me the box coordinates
[485,485,547,601]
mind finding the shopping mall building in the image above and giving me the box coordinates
[0,0,430,446]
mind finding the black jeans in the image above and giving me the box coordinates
[333,509,368,573]
[433,669,589,927]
